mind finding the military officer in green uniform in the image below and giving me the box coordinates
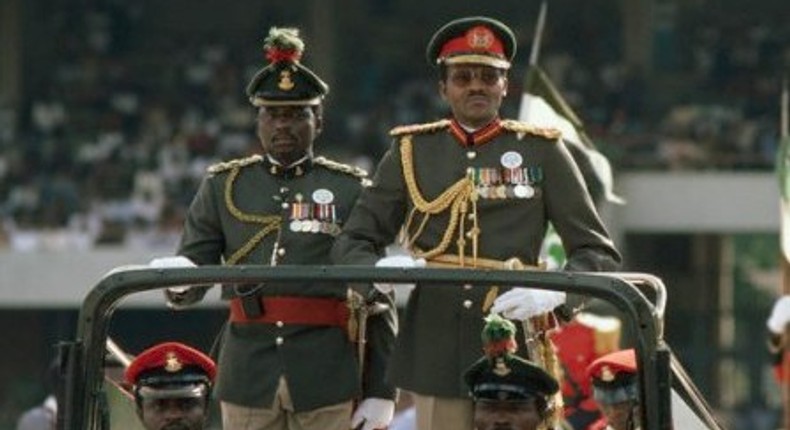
[331,16,621,430]
[150,27,397,430]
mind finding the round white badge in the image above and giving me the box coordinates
[500,151,523,169]
[312,189,334,204]
[513,184,535,199]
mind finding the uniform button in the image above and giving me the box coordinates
[281,202,289,209]
[277,248,286,256]
[463,299,473,309]
[280,187,289,193]
[466,167,474,175]
[466,151,477,159]
[276,321,284,328]
[276,337,284,345]
[463,284,473,290]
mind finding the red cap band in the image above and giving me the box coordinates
[438,25,505,61]
[124,342,216,385]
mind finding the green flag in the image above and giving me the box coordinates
[519,64,624,206]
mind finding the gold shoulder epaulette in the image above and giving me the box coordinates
[500,119,561,140]
[314,156,369,181]
[389,119,451,137]
[207,154,263,174]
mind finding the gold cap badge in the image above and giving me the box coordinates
[278,70,295,91]
[164,352,183,373]
[467,26,494,49]
[493,357,511,377]
[600,365,615,382]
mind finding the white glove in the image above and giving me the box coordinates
[351,398,395,430]
[373,255,426,293]
[149,255,196,268]
[768,296,790,334]
[149,256,197,294]
[489,287,566,321]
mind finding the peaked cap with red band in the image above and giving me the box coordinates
[426,16,517,69]
[586,348,639,405]
[125,342,216,400]
[246,27,329,107]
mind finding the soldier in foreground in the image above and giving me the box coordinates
[464,315,562,430]
[150,27,396,430]
[125,342,216,430]
[332,15,620,430]
[585,349,641,430]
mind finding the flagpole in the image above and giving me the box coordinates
[528,1,547,67]
[524,0,547,93]
[782,77,788,141]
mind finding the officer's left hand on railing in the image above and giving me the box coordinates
[373,255,426,293]
[490,287,566,321]
[147,256,201,309]
[351,398,395,430]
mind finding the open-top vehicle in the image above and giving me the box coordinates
[58,265,723,429]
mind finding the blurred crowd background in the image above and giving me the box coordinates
[0,0,788,252]
[1,0,790,428]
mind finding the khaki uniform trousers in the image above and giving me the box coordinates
[221,377,353,430]
[414,394,474,430]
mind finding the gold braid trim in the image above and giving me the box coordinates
[208,154,263,175]
[314,156,369,180]
[226,223,280,265]
[500,119,561,140]
[389,119,451,137]
[523,315,564,429]
[399,135,476,260]
[540,319,564,428]
[223,165,281,265]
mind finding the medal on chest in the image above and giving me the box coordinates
[287,188,341,235]
[471,151,542,200]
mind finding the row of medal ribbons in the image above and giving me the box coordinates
[288,202,341,235]
[471,166,543,200]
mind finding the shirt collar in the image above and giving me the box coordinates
[263,155,313,178]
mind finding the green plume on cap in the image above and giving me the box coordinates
[482,314,518,359]
[264,27,305,57]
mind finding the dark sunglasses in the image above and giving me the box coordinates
[448,67,505,87]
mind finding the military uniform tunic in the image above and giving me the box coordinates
[178,154,397,411]
[331,119,621,398]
